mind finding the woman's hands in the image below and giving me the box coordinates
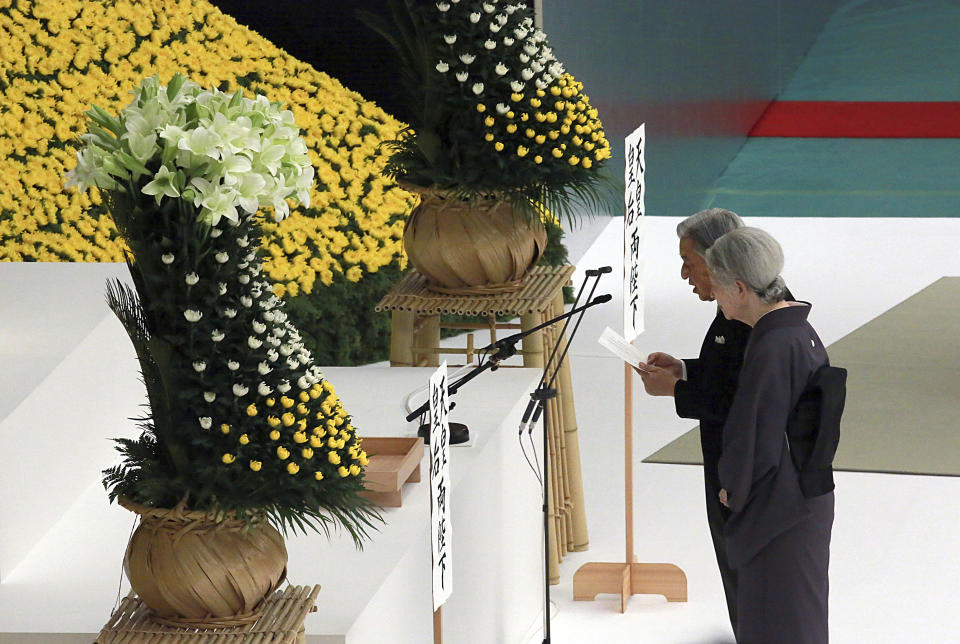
[645,352,683,377]
[719,488,729,507]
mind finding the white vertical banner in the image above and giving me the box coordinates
[623,123,647,343]
[428,361,452,611]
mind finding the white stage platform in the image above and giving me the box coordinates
[4,216,960,644]
[0,263,544,642]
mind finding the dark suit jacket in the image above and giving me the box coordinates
[675,309,751,469]
[718,302,829,568]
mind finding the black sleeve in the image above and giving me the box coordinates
[717,341,794,513]
[674,358,703,419]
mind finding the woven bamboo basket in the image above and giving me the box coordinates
[402,186,547,294]
[119,496,288,628]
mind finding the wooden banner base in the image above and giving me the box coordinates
[572,562,687,612]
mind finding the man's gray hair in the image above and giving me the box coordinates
[705,227,787,304]
[676,208,744,254]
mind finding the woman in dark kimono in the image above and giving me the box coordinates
[705,227,834,644]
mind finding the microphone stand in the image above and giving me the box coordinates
[523,267,611,644]
[404,292,611,441]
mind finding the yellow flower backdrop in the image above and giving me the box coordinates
[0,0,415,297]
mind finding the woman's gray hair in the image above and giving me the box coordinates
[705,227,788,303]
[676,208,744,254]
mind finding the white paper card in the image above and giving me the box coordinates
[623,123,646,343]
[428,362,452,611]
[598,326,646,367]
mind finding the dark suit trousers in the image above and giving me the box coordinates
[736,492,834,644]
[704,457,738,634]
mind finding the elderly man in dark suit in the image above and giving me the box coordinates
[635,207,749,634]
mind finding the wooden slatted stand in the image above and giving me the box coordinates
[96,585,321,643]
[376,265,589,582]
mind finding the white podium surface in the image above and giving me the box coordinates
[0,264,544,643]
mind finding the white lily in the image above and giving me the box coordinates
[233,384,249,397]
[277,381,291,393]
[248,336,263,349]
[258,382,272,396]
[258,361,272,375]
[495,62,509,75]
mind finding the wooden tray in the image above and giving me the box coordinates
[359,437,424,508]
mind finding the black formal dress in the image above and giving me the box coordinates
[674,308,750,632]
[719,303,834,644]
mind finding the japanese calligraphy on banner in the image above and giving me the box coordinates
[428,361,452,611]
[623,123,646,343]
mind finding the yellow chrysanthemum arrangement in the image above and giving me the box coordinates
[76,74,378,540]
[361,0,616,222]
[0,0,415,298]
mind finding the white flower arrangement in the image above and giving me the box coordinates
[66,74,314,226]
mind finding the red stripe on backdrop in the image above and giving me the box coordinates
[749,101,960,138]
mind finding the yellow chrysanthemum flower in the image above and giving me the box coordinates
[287,462,299,474]
[277,446,290,459]
[250,460,262,472]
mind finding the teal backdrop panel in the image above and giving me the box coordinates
[542,0,843,217]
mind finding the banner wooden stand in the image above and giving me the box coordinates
[572,364,687,611]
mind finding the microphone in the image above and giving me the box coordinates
[519,398,536,434]
[585,266,613,276]
[592,293,612,304]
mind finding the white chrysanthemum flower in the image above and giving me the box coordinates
[252,320,267,334]
[227,361,239,371]
[482,2,495,12]
[531,60,544,73]
[267,336,282,347]
[210,228,223,238]
[542,46,554,59]
[240,296,253,308]
[245,251,256,262]
[503,36,515,46]
[298,353,311,366]
[524,44,538,56]
[238,274,250,284]
[456,71,469,82]
[272,326,287,337]
[223,308,237,318]
[233,384,249,397]
[549,62,564,76]
[275,311,288,323]
[237,235,249,248]
[203,391,216,402]
[519,53,530,63]
[484,40,497,50]
[510,80,525,92]
[542,73,553,84]
[297,376,310,390]
[184,309,202,322]
[193,361,206,372]
[199,417,212,429]
[215,252,229,263]
[161,253,175,264]
[185,272,199,285]
[521,68,534,80]
[496,103,510,114]
[279,344,295,357]
[211,329,225,342]
[257,382,272,396]
[218,282,227,295]
[258,361,272,375]
[522,16,533,28]
[469,12,481,22]
[515,27,528,39]
[495,62,509,75]
[460,53,476,64]
[287,357,300,370]
[437,1,450,10]
[237,262,249,271]
[248,336,263,349]
[472,83,484,95]
[277,380,291,393]
[267,348,280,362]
[444,34,457,44]
[262,310,276,323]
[489,23,501,33]
[535,78,549,90]
[436,61,450,73]
[507,5,519,15]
